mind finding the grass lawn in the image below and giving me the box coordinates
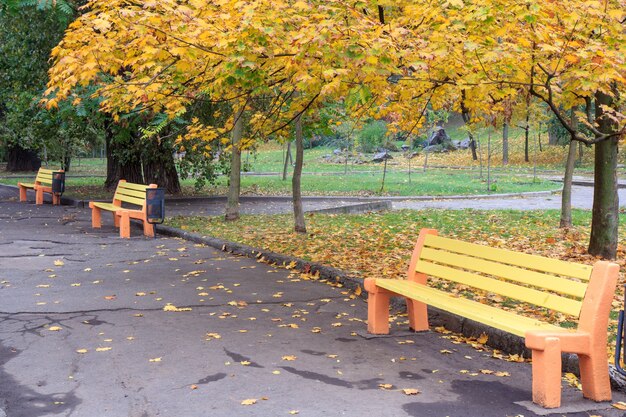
[0,152,561,199]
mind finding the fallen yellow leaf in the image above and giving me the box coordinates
[54,260,64,266]
[76,349,88,354]
[48,326,62,331]
[95,347,112,352]
[612,402,626,410]
[149,357,162,362]
[402,388,420,395]
[282,355,297,361]
[241,399,257,406]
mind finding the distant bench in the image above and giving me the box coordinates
[364,228,619,408]
[18,168,63,205]
[89,180,157,239]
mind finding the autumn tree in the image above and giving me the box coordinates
[374,0,625,258]
[46,0,414,229]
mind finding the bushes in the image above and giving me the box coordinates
[356,120,389,153]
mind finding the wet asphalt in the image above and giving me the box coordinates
[1,186,625,417]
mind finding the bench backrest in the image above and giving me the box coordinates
[408,229,593,320]
[112,180,156,209]
[34,168,60,186]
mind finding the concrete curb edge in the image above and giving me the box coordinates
[154,224,612,387]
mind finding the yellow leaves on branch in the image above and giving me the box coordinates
[44,0,626,143]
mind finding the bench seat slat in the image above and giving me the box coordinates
[424,235,593,281]
[420,247,588,299]
[91,202,122,212]
[375,279,568,337]
[416,261,583,317]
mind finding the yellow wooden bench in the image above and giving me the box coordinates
[364,228,619,408]
[89,180,157,238]
[18,168,63,205]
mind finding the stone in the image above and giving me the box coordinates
[372,151,393,162]
[427,126,451,146]
[333,149,342,155]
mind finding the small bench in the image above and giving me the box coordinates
[18,168,63,205]
[364,228,619,408]
[89,180,157,238]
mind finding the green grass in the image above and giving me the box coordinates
[231,171,559,196]
[0,152,561,199]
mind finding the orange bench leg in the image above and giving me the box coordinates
[35,187,44,205]
[143,220,155,238]
[18,185,27,202]
[119,211,130,238]
[52,193,61,205]
[91,207,102,228]
[364,279,392,334]
[579,353,612,402]
[407,299,429,332]
[531,337,562,408]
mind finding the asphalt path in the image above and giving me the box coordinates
[1,189,626,416]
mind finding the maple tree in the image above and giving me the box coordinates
[45,0,408,228]
[369,0,625,258]
[45,0,624,254]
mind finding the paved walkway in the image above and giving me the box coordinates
[1,191,626,416]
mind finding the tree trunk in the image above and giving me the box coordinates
[225,108,244,221]
[142,139,181,194]
[104,120,119,190]
[588,91,619,259]
[502,122,509,166]
[282,141,292,181]
[292,114,306,233]
[560,140,577,228]
[6,146,41,171]
[524,121,530,163]
[461,111,478,161]
[578,141,584,164]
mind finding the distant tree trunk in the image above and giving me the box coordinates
[142,139,181,194]
[292,114,306,233]
[588,91,619,259]
[282,141,292,180]
[578,141,584,164]
[225,108,244,221]
[103,119,143,190]
[524,101,531,163]
[560,140,577,228]
[502,122,509,166]
[62,155,71,172]
[6,146,41,171]
[461,92,478,161]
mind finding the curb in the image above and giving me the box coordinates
[0,183,561,206]
[154,223,605,387]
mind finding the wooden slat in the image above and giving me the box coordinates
[120,182,150,191]
[420,247,587,298]
[113,182,148,206]
[416,261,583,316]
[114,194,146,206]
[91,202,119,211]
[376,279,569,337]
[35,168,59,185]
[424,234,592,281]
[116,188,147,199]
